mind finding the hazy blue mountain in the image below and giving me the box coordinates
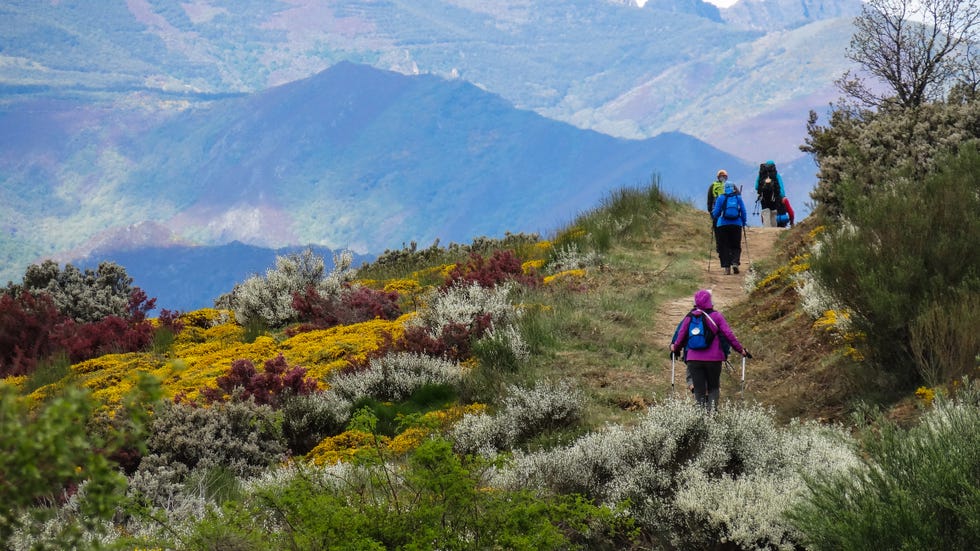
[1,62,756,287]
[0,0,857,154]
[77,242,373,313]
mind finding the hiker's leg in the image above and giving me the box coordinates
[732,225,742,267]
[767,209,778,227]
[719,226,737,269]
[688,361,710,407]
[705,362,722,411]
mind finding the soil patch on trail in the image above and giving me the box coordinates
[651,226,782,350]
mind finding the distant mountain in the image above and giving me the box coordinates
[0,62,757,286]
[642,0,722,22]
[0,0,859,155]
[77,242,372,313]
[722,0,863,31]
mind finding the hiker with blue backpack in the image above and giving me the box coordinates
[670,289,750,410]
[710,180,747,275]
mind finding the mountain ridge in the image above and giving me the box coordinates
[1,62,758,288]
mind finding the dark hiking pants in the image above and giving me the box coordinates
[717,224,742,268]
[688,360,722,411]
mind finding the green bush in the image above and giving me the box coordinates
[809,146,980,387]
[179,437,631,551]
[788,380,980,550]
[1,375,159,547]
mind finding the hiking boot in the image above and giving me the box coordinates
[724,266,731,275]
[733,265,739,274]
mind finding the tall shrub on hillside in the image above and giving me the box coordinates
[19,260,137,323]
[492,398,859,550]
[809,146,980,387]
[804,94,980,215]
[230,249,354,329]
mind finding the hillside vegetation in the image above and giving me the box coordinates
[2,170,977,548]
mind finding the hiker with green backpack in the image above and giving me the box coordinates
[670,289,750,411]
[706,169,728,260]
[710,181,747,275]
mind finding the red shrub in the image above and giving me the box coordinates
[444,250,541,289]
[201,354,317,408]
[156,309,185,334]
[345,313,494,369]
[0,291,65,377]
[126,288,156,323]
[289,284,401,335]
[53,316,155,363]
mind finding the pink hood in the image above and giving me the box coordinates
[694,289,714,310]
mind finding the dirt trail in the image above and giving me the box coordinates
[651,226,783,351]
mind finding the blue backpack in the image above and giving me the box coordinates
[686,310,715,350]
[722,193,741,220]
[672,311,731,358]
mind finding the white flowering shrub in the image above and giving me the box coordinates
[413,281,520,334]
[491,398,859,550]
[548,243,603,274]
[129,400,287,508]
[20,260,136,322]
[328,352,464,402]
[280,391,354,455]
[451,380,585,456]
[471,323,530,373]
[232,248,354,328]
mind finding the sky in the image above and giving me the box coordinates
[636,0,740,8]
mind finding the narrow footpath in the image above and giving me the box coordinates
[651,226,782,353]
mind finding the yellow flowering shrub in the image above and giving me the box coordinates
[163,335,280,401]
[755,254,811,290]
[556,227,587,242]
[280,316,409,381]
[531,240,553,258]
[387,427,431,456]
[382,278,422,296]
[522,259,545,274]
[0,376,28,391]
[305,430,383,465]
[915,386,936,407]
[543,269,586,285]
[179,308,232,329]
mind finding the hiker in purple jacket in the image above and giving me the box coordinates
[670,289,749,411]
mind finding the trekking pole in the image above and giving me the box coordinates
[742,225,751,265]
[707,225,714,272]
[740,355,746,400]
[671,352,676,396]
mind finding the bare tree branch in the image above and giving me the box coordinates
[842,0,980,108]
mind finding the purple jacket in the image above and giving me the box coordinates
[671,290,745,362]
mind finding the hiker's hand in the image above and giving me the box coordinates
[742,349,752,359]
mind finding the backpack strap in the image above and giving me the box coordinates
[700,309,719,333]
